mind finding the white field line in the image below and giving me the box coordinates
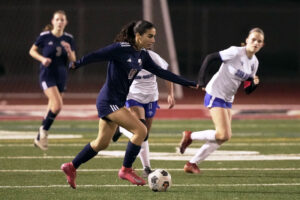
[0,131,82,139]
[0,142,300,147]
[0,183,300,189]
[1,149,300,161]
[1,104,300,110]
[1,168,300,173]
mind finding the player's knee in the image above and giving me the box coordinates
[51,103,63,113]
[91,139,109,151]
[215,130,231,142]
[139,126,148,140]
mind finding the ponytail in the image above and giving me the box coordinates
[43,24,53,31]
[114,21,136,46]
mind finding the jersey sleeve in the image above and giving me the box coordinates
[34,35,44,48]
[219,46,239,62]
[74,43,122,68]
[143,52,196,87]
[147,50,169,70]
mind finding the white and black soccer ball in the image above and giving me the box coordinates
[148,169,172,192]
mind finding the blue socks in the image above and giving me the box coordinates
[42,110,57,131]
[123,141,141,168]
[72,143,98,169]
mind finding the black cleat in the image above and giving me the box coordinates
[142,166,153,178]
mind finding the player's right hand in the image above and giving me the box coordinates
[42,58,52,67]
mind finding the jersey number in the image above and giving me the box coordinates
[56,46,62,57]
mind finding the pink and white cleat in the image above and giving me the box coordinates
[118,166,146,186]
[61,162,77,189]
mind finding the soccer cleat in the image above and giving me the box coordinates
[61,162,77,189]
[179,130,192,154]
[34,126,48,150]
[112,127,122,142]
[184,162,201,174]
[142,166,153,178]
[118,166,146,185]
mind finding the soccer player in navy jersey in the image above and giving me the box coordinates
[29,10,76,151]
[61,20,198,188]
[179,28,264,174]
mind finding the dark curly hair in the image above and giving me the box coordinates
[114,20,155,48]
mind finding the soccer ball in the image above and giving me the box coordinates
[148,169,172,192]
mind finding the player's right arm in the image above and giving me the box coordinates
[29,44,52,67]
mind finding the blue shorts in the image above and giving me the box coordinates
[204,93,232,109]
[39,67,67,93]
[96,101,123,119]
[126,99,160,118]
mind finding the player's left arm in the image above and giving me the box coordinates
[143,54,197,88]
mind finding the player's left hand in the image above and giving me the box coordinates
[253,76,259,85]
[68,62,76,69]
[167,94,175,109]
[61,41,72,54]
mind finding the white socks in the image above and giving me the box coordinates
[191,130,216,141]
[119,126,150,168]
[139,140,151,168]
[119,127,133,138]
[189,129,219,164]
[189,141,220,164]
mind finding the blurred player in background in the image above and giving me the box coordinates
[29,10,76,150]
[179,28,264,173]
[61,20,197,188]
[112,49,175,177]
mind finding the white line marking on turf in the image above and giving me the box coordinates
[1,168,300,173]
[1,142,300,147]
[0,183,300,189]
[0,130,82,139]
[1,150,300,161]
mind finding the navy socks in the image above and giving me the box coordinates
[42,110,57,131]
[72,143,98,169]
[123,141,141,168]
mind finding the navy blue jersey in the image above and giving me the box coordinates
[35,31,75,69]
[75,42,196,115]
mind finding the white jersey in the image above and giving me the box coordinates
[205,46,258,102]
[126,50,169,104]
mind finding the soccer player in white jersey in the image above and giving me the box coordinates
[112,49,175,177]
[179,28,265,173]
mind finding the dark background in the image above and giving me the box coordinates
[0,0,299,94]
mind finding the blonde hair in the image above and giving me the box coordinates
[241,27,264,46]
[42,10,67,31]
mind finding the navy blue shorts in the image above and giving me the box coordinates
[126,99,160,118]
[39,68,67,93]
[204,93,232,109]
[96,100,124,119]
